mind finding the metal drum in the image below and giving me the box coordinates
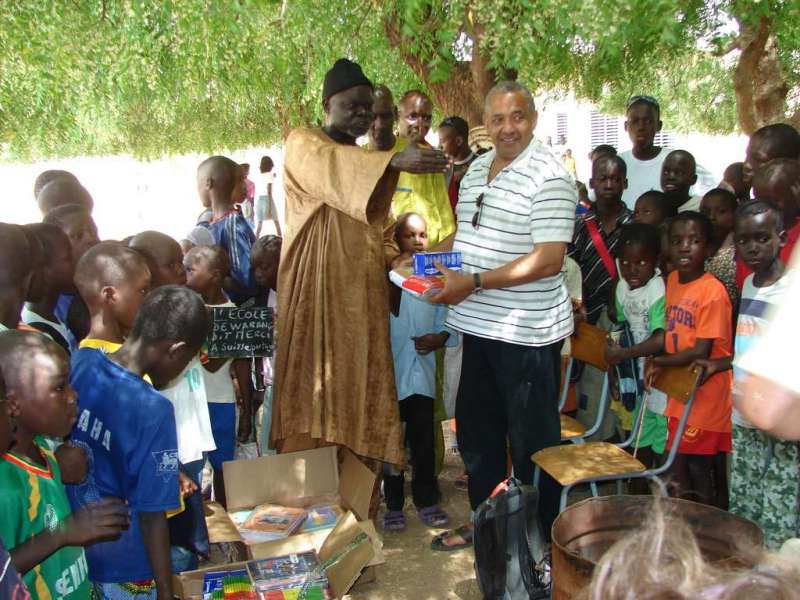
[551,495,763,600]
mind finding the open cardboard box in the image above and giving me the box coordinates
[174,447,384,599]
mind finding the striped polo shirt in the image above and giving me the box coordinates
[446,138,577,346]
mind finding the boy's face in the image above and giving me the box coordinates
[590,159,627,205]
[753,177,800,228]
[661,154,697,197]
[184,253,216,294]
[111,264,152,333]
[668,220,709,278]
[0,382,19,453]
[398,95,434,144]
[734,211,784,273]
[62,213,99,261]
[624,104,660,150]
[743,136,772,185]
[231,168,246,204]
[437,126,462,160]
[150,241,187,288]
[619,243,657,291]
[15,347,77,439]
[251,248,279,290]
[634,196,665,226]
[700,194,735,243]
[397,215,428,254]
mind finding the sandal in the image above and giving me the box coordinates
[382,510,406,532]
[418,505,449,527]
[431,524,473,552]
[454,473,469,491]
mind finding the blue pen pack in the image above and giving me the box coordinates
[412,251,462,276]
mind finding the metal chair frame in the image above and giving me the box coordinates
[537,366,702,511]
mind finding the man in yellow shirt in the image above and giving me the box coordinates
[392,90,456,246]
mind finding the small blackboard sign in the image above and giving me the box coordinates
[207,306,273,358]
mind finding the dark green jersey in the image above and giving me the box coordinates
[0,445,90,599]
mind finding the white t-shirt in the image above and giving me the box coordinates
[256,171,276,199]
[732,272,793,427]
[159,356,216,464]
[615,273,668,413]
[619,148,716,209]
[203,301,237,404]
[678,195,703,213]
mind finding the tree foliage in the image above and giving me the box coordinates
[0,0,797,160]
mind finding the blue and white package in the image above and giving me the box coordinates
[412,251,462,276]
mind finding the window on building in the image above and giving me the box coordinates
[589,111,619,153]
[654,130,676,147]
[556,113,568,146]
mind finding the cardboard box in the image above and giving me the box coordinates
[179,447,383,599]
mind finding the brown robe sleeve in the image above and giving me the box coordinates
[283,128,398,226]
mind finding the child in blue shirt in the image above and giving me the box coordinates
[383,213,455,533]
[197,156,258,304]
[67,285,209,599]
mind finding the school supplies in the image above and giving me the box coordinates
[246,552,332,599]
[239,504,306,543]
[412,251,462,276]
[298,504,342,534]
[389,267,445,300]
[202,570,249,600]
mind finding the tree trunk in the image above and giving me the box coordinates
[383,16,510,128]
[732,15,799,135]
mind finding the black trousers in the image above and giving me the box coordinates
[456,334,561,537]
[384,394,441,511]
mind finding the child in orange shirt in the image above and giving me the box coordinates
[646,211,733,508]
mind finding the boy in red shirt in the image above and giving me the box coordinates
[646,211,733,508]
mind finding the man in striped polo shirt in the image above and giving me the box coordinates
[430,81,576,550]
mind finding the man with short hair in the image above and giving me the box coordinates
[430,81,576,553]
[272,59,449,473]
[620,95,715,208]
[391,90,456,246]
[438,116,476,211]
[368,85,398,152]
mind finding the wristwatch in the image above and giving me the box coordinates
[473,272,483,293]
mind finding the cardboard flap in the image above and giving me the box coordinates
[318,512,375,599]
[204,501,243,544]
[356,520,385,567]
[337,449,376,521]
[223,446,340,511]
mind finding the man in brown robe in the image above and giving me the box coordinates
[271,59,449,467]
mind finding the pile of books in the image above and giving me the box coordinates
[229,503,343,544]
[389,251,462,300]
[247,552,332,600]
[231,504,308,544]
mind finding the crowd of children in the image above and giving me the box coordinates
[570,121,800,550]
[0,157,282,599]
[1,100,799,600]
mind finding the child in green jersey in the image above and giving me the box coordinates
[0,331,129,600]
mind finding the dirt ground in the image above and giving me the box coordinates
[345,453,482,600]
